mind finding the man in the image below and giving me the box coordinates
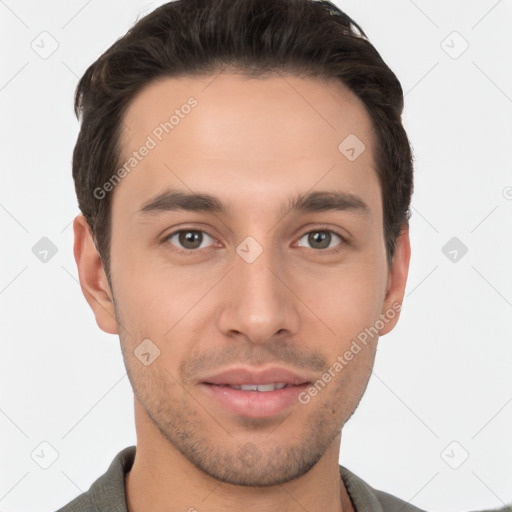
[58,0,418,510]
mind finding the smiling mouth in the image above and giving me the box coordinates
[205,382,305,391]
[200,381,312,418]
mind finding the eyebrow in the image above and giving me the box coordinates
[137,188,370,217]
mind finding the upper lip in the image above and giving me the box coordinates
[201,366,312,386]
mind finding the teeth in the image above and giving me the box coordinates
[227,383,287,392]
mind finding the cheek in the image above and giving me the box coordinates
[111,223,388,342]
[299,259,387,336]
[111,248,219,343]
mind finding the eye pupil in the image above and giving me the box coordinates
[169,228,341,254]
[309,231,331,249]
[179,230,202,249]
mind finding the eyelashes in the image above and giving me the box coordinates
[163,226,348,255]
[296,229,345,252]
[165,229,217,252]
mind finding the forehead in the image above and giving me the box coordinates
[114,72,380,217]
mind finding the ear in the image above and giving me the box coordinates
[73,214,118,335]
[379,224,411,336]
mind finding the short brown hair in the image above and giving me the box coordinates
[73,0,413,282]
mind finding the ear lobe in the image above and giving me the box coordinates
[379,224,411,336]
[73,214,118,335]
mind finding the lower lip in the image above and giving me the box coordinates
[200,383,310,418]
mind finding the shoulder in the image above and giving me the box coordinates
[339,465,428,512]
[55,492,96,512]
[55,446,136,512]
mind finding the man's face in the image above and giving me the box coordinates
[81,73,409,486]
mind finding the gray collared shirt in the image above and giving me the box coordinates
[55,445,427,512]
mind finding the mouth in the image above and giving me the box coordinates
[199,367,313,418]
[204,382,300,391]
[200,382,311,418]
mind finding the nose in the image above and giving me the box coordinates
[217,244,301,345]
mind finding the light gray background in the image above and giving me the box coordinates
[1,1,511,511]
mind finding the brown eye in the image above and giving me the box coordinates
[297,230,344,251]
[166,230,215,251]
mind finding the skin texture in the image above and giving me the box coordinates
[73,72,411,512]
